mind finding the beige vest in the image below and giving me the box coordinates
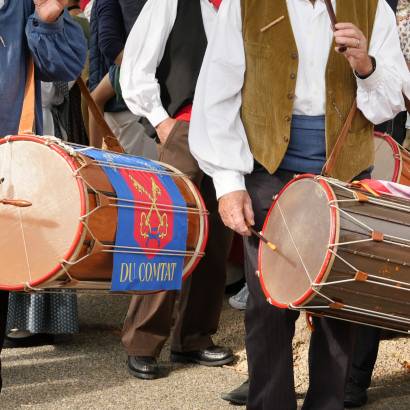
[241,0,378,181]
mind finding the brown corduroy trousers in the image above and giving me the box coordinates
[121,121,232,357]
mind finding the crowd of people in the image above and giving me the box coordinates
[0,0,409,409]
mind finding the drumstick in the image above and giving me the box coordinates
[0,199,32,207]
[324,0,347,53]
[249,226,277,252]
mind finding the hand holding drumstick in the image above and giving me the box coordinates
[324,0,374,78]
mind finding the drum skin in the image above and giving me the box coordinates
[373,132,410,186]
[0,136,207,291]
[259,175,410,333]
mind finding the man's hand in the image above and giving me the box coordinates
[34,0,68,23]
[334,23,373,77]
[218,190,255,236]
[156,117,177,144]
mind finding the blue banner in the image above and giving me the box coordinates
[75,147,188,292]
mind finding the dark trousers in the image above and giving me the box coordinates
[349,326,381,389]
[375,111,408,145]
[244,167,357,410]
[0,291,8,392]
[122,121,232,356]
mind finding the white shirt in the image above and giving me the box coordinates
[189,0,410,199]
[120,0,218,128]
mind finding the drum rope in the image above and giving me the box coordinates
[3,140,33,284]
[329,205,410,248]
[101,248,204,257]
[291,302,410,325]
[276,200,313,283]
[84,159,189,179]
[77,175,207,217]
[18,207,33,283]
[61,220,203,267]
[324,176,410,212]
[319,248,410,291]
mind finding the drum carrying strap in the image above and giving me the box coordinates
[76,77,125,154]
[322,100,357,177]
[18,58,35,134]
[17,58,125,153]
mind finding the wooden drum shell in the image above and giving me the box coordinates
[0,136,207,292]
[259,175,410,333]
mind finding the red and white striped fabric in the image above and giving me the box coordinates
[358,179,410,199]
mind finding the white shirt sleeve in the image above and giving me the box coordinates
[120,0,178,128]
[189,0,253,199]
[356,0,410,124]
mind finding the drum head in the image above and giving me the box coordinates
[258,176,337,307]
[0,136,84,290]
[373,133,400,182]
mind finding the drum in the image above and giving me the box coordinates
[0,135,208,292]
[258,175,410,333]
[373,131,410,185]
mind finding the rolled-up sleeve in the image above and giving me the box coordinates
[26,10,87,82]
[356,0,410,124]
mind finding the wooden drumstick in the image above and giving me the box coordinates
[324,0,347,53]
[249,226,277,252]
[0,199,32,207]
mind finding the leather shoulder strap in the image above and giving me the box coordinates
[323,100,357,177]
[18,58,35,134]
[76,77,125,153]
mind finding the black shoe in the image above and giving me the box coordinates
[221,379,249,405]
[170,345,234,367]
[127,356,160,380]
[344,381,368,408]
[3,333,55,348]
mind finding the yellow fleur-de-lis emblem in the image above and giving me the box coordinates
[129,174,168,242]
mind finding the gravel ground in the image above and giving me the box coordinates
[1,294,409,409]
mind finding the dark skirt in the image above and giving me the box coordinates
[6,291,79,335]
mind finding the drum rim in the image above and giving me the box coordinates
[374,131,402,183]
[0,135,86,291]
[182,179,209,280]
[257,174,338,308]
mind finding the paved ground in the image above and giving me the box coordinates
[1,294,409,409]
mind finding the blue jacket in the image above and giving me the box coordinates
[0,1,86,136]
[89,0,126,112]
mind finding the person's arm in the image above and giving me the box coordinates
[96,0,126,64]
[120,0,178,142]
[344,0,410,123]
[189,0,254,235]
[26,9,87,82]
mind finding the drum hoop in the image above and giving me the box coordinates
[374,131,402,183]
[0,135,87,291]
[258,174,338,309]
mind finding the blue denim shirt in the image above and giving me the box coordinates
[0,1,86,136]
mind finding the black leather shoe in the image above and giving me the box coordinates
[127,356,160,380]
[221,379,249,405]
[3,333,55,348]
[344,381,368,408]
[170,345,234,366]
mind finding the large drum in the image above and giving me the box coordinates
[373,131,410,185]
[258,175,410,333]
[0,135,208,292]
